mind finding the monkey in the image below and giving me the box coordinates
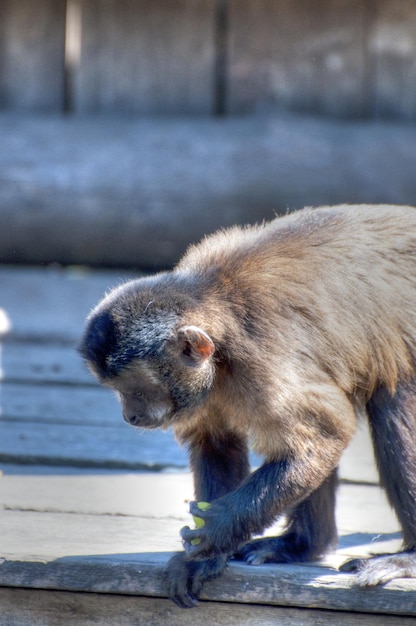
[79,204,416,608]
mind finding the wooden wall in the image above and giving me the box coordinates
[74,0,216,114]
[0,0,416,119]
[0,1,66,111]
[227,0,416,119]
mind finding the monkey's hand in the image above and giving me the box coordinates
[180,500,248,559]
[164,500,244,607]
[164,551,228,608]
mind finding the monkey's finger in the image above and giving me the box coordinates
[189,500,210,520]
[180,525,201,541]
[181,526,205,551]
[171,591,199,609]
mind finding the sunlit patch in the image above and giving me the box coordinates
[0,309,11,336]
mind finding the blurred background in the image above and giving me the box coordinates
[1,0,415,270]
[0,0,415,473]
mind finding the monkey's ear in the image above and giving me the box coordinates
[177,325,215,366]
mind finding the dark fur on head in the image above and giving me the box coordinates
[80,273,219,429]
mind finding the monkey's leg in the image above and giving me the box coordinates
[235,469,338,565]
[165,429,249,607]
[341,380,416,585]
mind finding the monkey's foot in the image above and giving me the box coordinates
[340,550,416,586]
[234,535,317,566]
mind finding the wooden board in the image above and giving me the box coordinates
[0,412,377,479]
[372,0,416,119]
[0,473,193,519]
[227,0,369,116]
[0,420,188,470]
[1,116,416,268]
[0,473,413,618]
[0,0,66,111]
[0,265,135,343]
[2,343,93,385]
[0,383,379,480]
[0,383,119,425]
[74,0,215,114]
[3,588,416,626]
[0,472,396,540]
[227,0,416,121]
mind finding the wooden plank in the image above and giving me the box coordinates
[0,476,400,577]
[0,475,409,616]
[74,0,215,114]
[340,423,378,484]
[0,390,377,482]
[0,265,135,343]
[0,0,66,111]
[371,0,416,119]
[0,473,193,519]
[1,588,415,626]
[0,472,401,567]
[0,510,181,559]
[228,0,369,116]
[0,535,414,616]
[1,116,416,268]
[0,421,188,470]
[2,342,99,385]
[0,385,377,480]
[0,383,120,425]
[0,475,397,542]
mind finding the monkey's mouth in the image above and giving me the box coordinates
[123,415,163,430]
[122,407,174,430]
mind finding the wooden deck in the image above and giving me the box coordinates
[1,265,416,625]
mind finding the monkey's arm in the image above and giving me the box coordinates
[181,389,354,559]
[167,384,355,607]
[181,452,334,558]
[165,441,341,608]
[188,429,250,501]
[165,427,250,608]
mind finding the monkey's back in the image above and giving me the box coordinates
[177,204,416,398]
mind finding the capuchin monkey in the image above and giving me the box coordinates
[80,205,416,608]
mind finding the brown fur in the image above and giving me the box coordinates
[80,204,416,607]
[174,205,416,455]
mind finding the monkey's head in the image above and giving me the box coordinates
[79,274,216,430]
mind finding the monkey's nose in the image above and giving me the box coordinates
[123,412,140,426]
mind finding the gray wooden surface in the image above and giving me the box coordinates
[4,588,416,626]
[228,0,416,119]
[1,264,416,624]
[2,1,416,119]
[1,114,416,268]
[373,0,416,119]
[228,0,369,117]
[75,0,215,115]
[0,473,412,620]
[0,0,66,111]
